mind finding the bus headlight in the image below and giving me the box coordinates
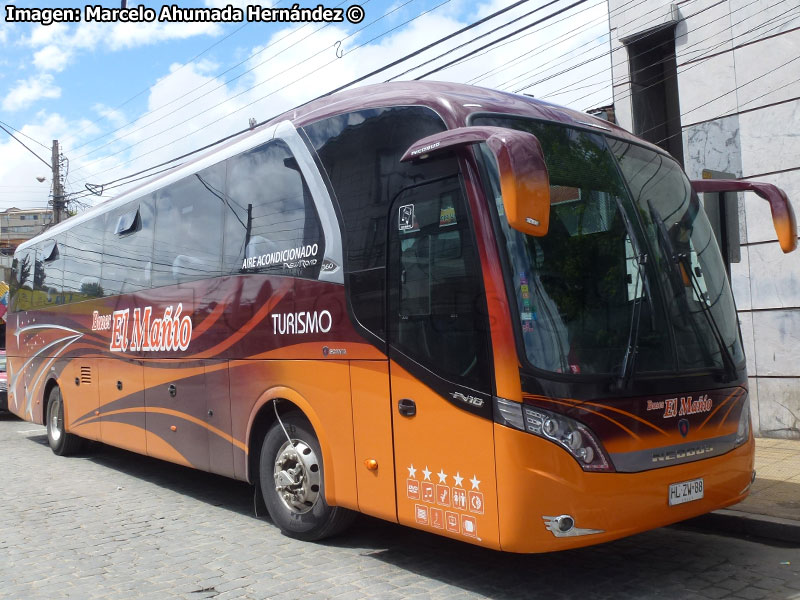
[493,398,614,472]
[735,397,751,447]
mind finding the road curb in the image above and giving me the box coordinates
[685,509,800,545]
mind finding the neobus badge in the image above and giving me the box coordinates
[109,304,192,353]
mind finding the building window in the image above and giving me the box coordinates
[626,25,683,165]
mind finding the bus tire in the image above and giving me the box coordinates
[45,386,83,456]
[259,413,354,541]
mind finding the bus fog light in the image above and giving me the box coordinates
[557,515,574,532]
[542,514,604,538]
[543,418,559,437]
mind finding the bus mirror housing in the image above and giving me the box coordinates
[401,126,550,236]
[691,179,797,253]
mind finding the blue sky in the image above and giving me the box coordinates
[0,0,612,211]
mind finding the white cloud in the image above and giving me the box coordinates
[43,0,614,202]
[107,21,223,51]
[2,74,61,111]
[33,45,72,72]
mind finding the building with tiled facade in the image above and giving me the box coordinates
[607,0,799,438]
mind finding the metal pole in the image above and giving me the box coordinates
[51,140,63,224]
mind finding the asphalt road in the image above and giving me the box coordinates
[1,412,799,600]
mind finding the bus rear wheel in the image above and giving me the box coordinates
[259,412,354,541]
[46,386,83,456]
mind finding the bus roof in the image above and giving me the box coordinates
[18,81,659,253]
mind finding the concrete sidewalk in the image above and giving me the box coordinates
[690,437,800,544]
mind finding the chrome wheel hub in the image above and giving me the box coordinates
[273,439,320,514]
[49,398,62,443]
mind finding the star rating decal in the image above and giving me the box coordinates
[407,464,480,494]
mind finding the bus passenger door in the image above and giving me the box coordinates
[387,176,500,549]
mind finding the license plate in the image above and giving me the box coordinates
[669,478,704,506]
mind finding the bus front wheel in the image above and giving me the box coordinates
[259,413,354,541]
[45,386,83,456]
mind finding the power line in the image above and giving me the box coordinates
[0,119,50,150]
[69,0,666,193]
[0,123,52,169]
[69,0,417,181]
[69,0,369,158]
[509,0,795,110]
[68,0,463,187]
[384,0,562,82]
[581,2,798,117]
[62,14,258,147]
[413,0,591,80]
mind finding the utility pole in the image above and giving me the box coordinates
[51,139,64,224]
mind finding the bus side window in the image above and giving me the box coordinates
[10,249,33,312]
[102,200,155,296]
[303,106,448,343]
[152,163,225,287]
[37,236,65,306]
[63,215,106,301]
[224,140,324,279]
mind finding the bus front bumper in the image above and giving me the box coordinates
[494,423,755,553]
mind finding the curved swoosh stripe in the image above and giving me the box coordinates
[81,407,247,452]
[534,397,642,440]
[698,388,742,430]
[189,280,292,359]
[192,299,227,339]
[529,395,668,437]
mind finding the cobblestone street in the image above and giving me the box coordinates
[1,413,799,600]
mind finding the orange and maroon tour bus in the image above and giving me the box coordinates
[8,82,797,552]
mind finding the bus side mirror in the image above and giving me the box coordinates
[690,179,797,253]
[401,126,550,236]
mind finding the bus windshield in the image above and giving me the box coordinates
[475,116,744,378]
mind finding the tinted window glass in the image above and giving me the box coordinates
[63,214,106,301]
[389,174,491,390]
[10,249,33,312]
[102,200,154,296]
[224,139,324,279]
[304,106,447,340]
[153,164,225,287]
[473,116,672,375]
[37,235,65,307]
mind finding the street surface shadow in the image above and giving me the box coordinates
[329,516,797,598]
[23,434,255,517]
[20,433,799,598]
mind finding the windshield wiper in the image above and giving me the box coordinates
[675,252,738,382]
[648,203,737,382]
[614,251,648,391]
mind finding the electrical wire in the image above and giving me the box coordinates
[0,119,51,150]
[0,123,52,169]
[68,0,462,188]
[69,0,374,159]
